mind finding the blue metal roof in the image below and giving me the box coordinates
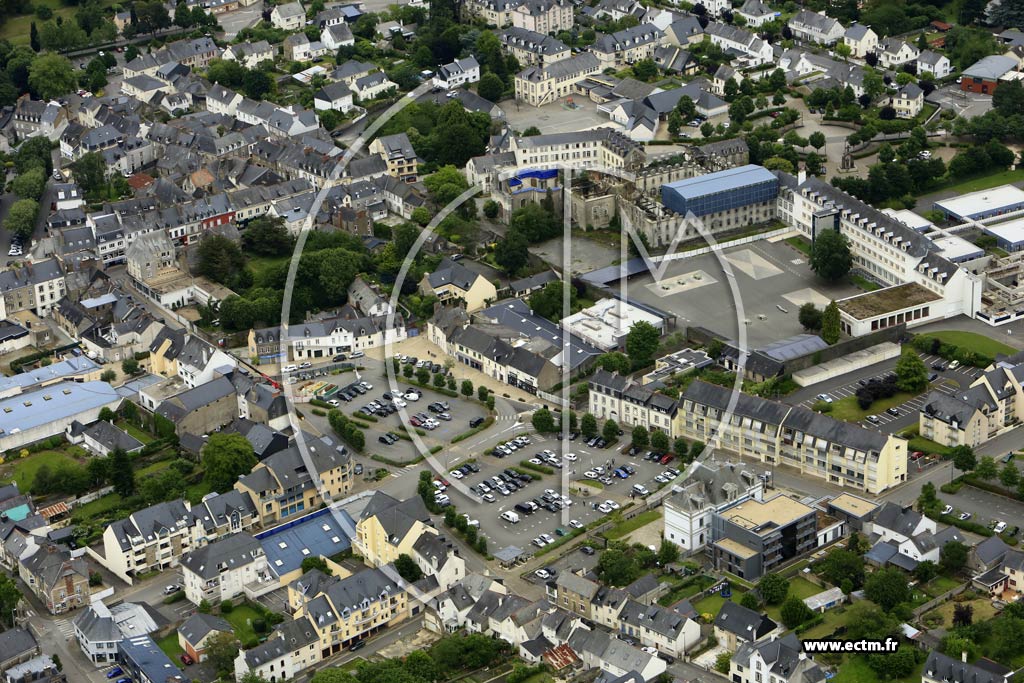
[0,356,99,393]
[257,507,353,577]
[119,635,184,682]
[662,164,778,199]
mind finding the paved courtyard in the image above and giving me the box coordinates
[501,97,618,136]
[611,239,860,348]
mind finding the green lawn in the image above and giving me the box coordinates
[136,459,173,477]
[917,330,1016,358]
[156,631,184,659]
[224,604,264,643]
[118,421,155,445]
[927,167,1024,198]
[832,653,924,683]
[800,606,851,639]
[2,449,83,489]
[765,577,822,622]
[828,391,920,423]
[603,510,661,539]
[849,274,881,292]
[185,479,213,504]
[693,587,748,618]
[921,575,961,598]
[786,236,812,257]
[246,254,290,285]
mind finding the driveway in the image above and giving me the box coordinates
[928,85,992,121]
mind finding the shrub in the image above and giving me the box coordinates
[220,600,233,613]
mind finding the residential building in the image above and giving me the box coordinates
[916,49,952,78]
[498,27,571,67]
[736,0,774,27]
[891,82,923,118]
[664,460,764,553]
[789,10,845,45]
[708,495,817,580]
[419,257,498,312]
[960,54,1018,94]
[514,53,603,107]
[233,617,321,682]
[81,420,144,457]
[177,613,232,663]
[731,634,826,683]
[434,57,481,89]
[11,97,67,142]
[321,23,355,50]
[368,133,419,182]
[713,602,777,652]
[877,38,919,69]
[921,650,1010,683]
[703,23,774,66]
[511,0,574,33]
[0,630,40,673]
[117,635,185,683]
[590,25,665,69]
[313,83,354,112]
[18,541,90,615]
[0,258,67,318]
[222,40,275,69]
[271,1,305,30]
[842,24,877,58]
[3,655,65,683]
[180,532,271,605]
[74,600,164,664]
[353,492,433,567]
[617,599,701,657]
[675,381,909,494]
[587,369,677,433]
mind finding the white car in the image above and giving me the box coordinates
[941,504,953,515]
[360,381,373,390]
[462,514,480,527]
[535,568,551,579]
[328,399,340,406]
[432,480,446,490]
[597,503,613,513]
[565,452,577,462]
[434,494,450,504]
[540,533,554,544]
[529,458,543,465]
[569,519,583,529]
[995,521,1008,533]
[816,393,832,403]
[561,495,572,506]
[393,398,407,407]
[482,493,496,503]
[283,364,298,372]
[605,500,620,510]
[449,470,464,479]
[584,470,599,479]
[642,647,658,655]
[404,392,420,401]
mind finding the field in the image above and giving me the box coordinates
[0,0,116,45]
[603,510,661,539]
[224,604,264,644]
[918,330,1016,358]
[764,577,823,622]
[156,631,184,659]
[927,168,1024,198]
[925,598,998,629]
[828,391,919,422]
[831,652,924,683]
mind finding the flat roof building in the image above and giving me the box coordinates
[934,184,1024,221]
[710,494,817,580]
[980,216,1024,252]
[562,298,665,351]
[661,164,779,218]
[933,235,985,262]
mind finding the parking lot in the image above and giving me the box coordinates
[793,351,984,431]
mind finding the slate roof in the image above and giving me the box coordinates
[713,601,776,640]
[178,613,231,646]
[923,650,1011,683]
[181,532,262,580]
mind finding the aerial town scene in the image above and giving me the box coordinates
[1,0,1024,682]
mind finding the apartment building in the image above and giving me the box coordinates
[180,532,271,605]
[590,24,665,69]
[587,369,677,433]
[0,259,67,318]
[235,441,353,526]
[919,356,1024,447]
[675,381,908,494]
[514,53,602,107]
[505,128,645,172]
[709,495,817,580]
[511,0,574,33]
[664,460,764,554]
[353,492,433,567]
[498,27,571,67]
[97,491,259,580]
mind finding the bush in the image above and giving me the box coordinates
[163,591,186,604]
[520,460,554,475]
[220,599,233,613]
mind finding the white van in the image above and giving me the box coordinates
[283,364,297,372]
[632,484,650,497]
[500,510,520,524]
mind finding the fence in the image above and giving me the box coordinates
[913,582,969,617]
[69,485,114,508]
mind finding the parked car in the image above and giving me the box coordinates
[580,545,595,555]
[958,512,972,521]
[995,521,1008,533]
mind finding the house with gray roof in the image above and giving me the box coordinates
[617,599,700,657]
[665,460,762,553]
[177,613,232,663]
[922,650,1010,683]
[0,629,39,672]
[731,633,825,683]
[713,602,777,652]
[736,0,773,26]
[181,532,269,605]
[789,10,845,45]
[81,419,144,456]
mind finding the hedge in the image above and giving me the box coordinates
[451,416,495,443]
[961,474,1023,502]
[371,453,425,467]
[310,399,332,409]
[520,461,554,475]
[404,378,459,398]
[352,412,378,422]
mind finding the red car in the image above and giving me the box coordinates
[659,453,674,465]
[180,654,194,666]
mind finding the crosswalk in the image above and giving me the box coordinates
[53,618,75,640]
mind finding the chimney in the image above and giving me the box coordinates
[798,170,807,185]
[771,633,777,642]
[962,651,968,663]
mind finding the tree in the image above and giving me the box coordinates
[460,379,473,397]
[28,53,75,100]
[673,437,688,458]
[689,440,705,461]
[865,567,910,610]
[74,153,107,198]
[895,348,928,392]
[416,366,430,385]
[122,358,140,375]
[108,448,136,498]
[701,121,714,138]
[483,200,500,219]
[300,556,330,575]
[394,553,423,583]
[914,560,938,583]
[6,199,38,241]
[657,540,679,565]
[597,547,640,586]
[740,592,761,610]
[205,632,240,676]
[780,596,813,629]
[597,352,631,374]
[532,408,557,433]
[951,445,976,474]
[940,540,968,574]
[100,370,116,383]
[845,601,898,641]
[835,42,851,61]
[198,235,247,287]
[918,481,938,514]
[1002,461,1021,489]
[493,229,529,275]
[808,131,826,151]
[757,573,789,605]
[953,602,974,628]
[30,23,40,52]
[821,301,841,345]
[529,281,577,322]
[477,71,504,102]
[602,419,619,443]
[798,303,822,331]
[651,430,669,452]
[976,455,998,480]
[818,548,865,589]
[632,59,657,81]
[581,413,598,439]
[810,230,853,282]
[631,426,649,449]
[11,168,45,201]
[714,653,731,674]
[0,576,21,627]
[625,321,660,369]
[241,217,293,257]
[202,433,257,493]
[243,70,274,100]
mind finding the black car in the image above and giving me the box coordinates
[467,463,480,473]
[928,372,939,382]
[858,378,869,386]
[379,435,392,445]
[333,354,346,362]
[470,417,484,428]
[349,641,366,652]
[568,432,579,441]
[932,361,948,371]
